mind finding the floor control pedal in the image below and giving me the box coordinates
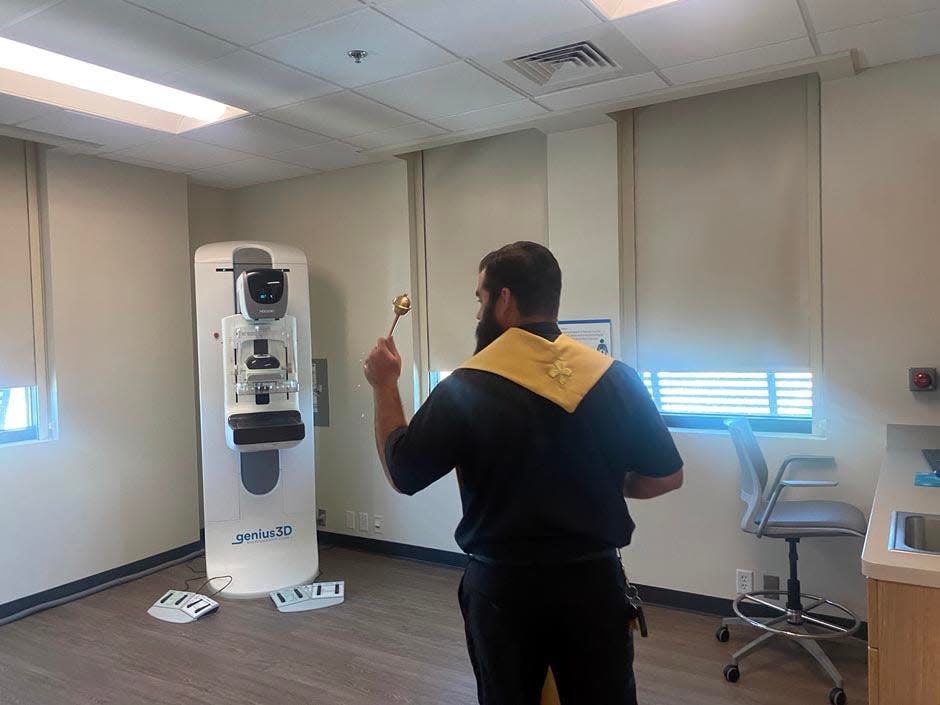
[269,581,345,612]
[148,590,220,623]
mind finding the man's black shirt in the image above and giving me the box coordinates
[385,322,683,562]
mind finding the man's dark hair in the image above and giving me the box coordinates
[479,241,562,319]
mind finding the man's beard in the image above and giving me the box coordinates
[474,297,507,354]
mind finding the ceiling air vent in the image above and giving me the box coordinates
[506,41,620,88]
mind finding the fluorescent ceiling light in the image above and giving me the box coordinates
[589,0,683,20]
[0,37,246,133]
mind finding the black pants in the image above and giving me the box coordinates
[458,556,637,705]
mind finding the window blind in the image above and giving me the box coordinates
[423,130,548,371]
[0,136,36,389]
[633,76,818,373]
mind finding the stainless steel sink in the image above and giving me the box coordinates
[889,511,940,554]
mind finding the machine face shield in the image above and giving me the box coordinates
[237,269,288,321]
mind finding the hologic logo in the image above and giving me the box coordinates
[232,525,293,545]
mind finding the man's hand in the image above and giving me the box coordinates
[364,336,402,389]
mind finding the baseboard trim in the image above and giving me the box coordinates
[319,531,468,568]
[0,534,204,622]
[319,532,867,641]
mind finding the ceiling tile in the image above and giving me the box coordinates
[1,0,237,82]
[104,154,177,170]
[264,91,415,139]
[817,9,940,68]
[434,100,548,131]
[802,0,939,33]
[662,38,816,85]
[0,92,58,125]
[358,62,523,120]
[185,115,329,155]
[128,0,362,46]
[345,121,447,149]
[108,136,248,171]
[16,110,165,151]
[274,140,386,170]
[190,156,316,189]
[613,0,807,68]
[159,51,340,113]
[255,8,454,88]
[0,0,51,28]
[378,0,602,57]
[538,72,665,110]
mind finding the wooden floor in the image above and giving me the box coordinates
[0,548,867,705]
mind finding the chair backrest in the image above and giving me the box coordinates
[724,418,769,534]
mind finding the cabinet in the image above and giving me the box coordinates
[868,578,940,704]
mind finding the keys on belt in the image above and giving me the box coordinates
[618,549,648,638]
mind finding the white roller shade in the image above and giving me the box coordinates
[0,136,35,389]
[424,130,548,371]
[634,76,816,372]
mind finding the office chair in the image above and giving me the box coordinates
[717,418,867,705]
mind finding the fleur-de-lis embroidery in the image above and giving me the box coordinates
[548,359,573,386]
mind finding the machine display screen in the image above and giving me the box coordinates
[246,270,285,305]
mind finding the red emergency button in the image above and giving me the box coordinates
[910,368,937,391]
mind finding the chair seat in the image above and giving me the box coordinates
[759,500,867,538]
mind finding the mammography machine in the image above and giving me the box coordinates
[193,242,318,598]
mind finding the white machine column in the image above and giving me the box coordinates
[194,242,318,598]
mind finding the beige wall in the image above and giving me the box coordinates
[190,161,463,550]
[0,153,200,605]
[624,55,940,616]
[184,54,940,617]
[188,184,233,249]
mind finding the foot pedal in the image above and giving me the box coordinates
[148,590,220,623]
[269,581,345,612]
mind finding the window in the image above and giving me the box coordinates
[0,386,39,443]
[0,137,51,446]
[432,368,811,432]
[642,371,813,434]
[429,370,451,392]
[621,76,822,435]
[422,130,548,375]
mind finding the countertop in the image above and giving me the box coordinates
[862,424,940,588]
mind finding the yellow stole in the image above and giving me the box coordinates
[542,670,561,704]
[458,328,613,413]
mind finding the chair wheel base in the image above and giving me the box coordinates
[715,626,730,642]
[828,687,846,705]
[723,664,740,683]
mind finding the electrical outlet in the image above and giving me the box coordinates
[316,508,327,528]
[345,511,355,530]
[736,569,754,595]
[358,512,369,532]
[373,515,383,534]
